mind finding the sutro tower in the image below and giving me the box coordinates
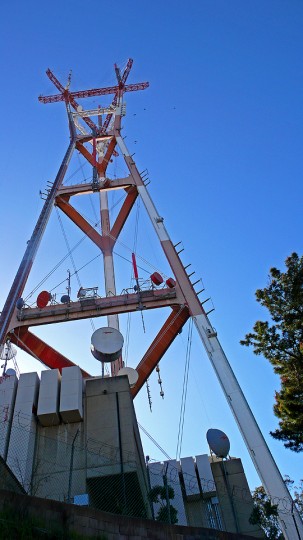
[0,59,301,540]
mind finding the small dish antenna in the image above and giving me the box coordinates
[117,367,139,388]
[37,290,51,308]
[207,428,230,458]
[16,298,25,310]
[150,272,164,286]
[5,368,16,377]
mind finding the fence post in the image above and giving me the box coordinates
[146,456,155,520]
[67,428,79,503]
[163,463,171,525]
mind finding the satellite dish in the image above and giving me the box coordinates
[61,294,70,304]
[91,327,124,363]
[117,367,139,388]
[150,272,164,286]
[37,290,51,308]
[5,368,16,377]
[16,298,25,309]
[206,428,230,458]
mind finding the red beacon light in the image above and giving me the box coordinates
[166,278,176,288]
[36,290,51,308]
[150,272,164,286]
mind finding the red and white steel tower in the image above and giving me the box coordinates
[0,60,302,540]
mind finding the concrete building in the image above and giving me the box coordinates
[148,455,264,538]
[0,367,263,536]
[0,367,152,519]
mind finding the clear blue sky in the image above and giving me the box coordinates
[1,1,303,493]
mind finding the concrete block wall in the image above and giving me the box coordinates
[1,368,157,509]
[32,371,151,515]
[60,366,83,423]
[181,456,215,529]
[2,366,86,495]
[181,456,200,496]
[34,367,87,500]
[0,367,263,538]
[84,375,152,517]
[33,422,86,500]
[85,375,148,475]
[85,376,121,476]
[0,374,18,460]
[149,455,216,527]
[166,459,187,525]
[210,458,264,538]
[6,372,39,490]
[147,461,164,519]
[148,455,263,537]
[196,453,216,493]
[37,368,61,426]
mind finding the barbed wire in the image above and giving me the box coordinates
[0,406,298,519]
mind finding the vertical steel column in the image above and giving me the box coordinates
[99,190,121,377]
[98,101,122,376]
[99,190,119,331]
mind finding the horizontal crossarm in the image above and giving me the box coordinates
[39,82,149,104]
[10,289,179,329]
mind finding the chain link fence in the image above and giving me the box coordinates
[0,408,300,531]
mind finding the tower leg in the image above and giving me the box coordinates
[0,138,76,347]
[114,133,303,540]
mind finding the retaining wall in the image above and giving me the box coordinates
[0,489,260,539]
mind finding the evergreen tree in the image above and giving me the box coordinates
[249,485,284,539]
[240,252,303,452]
[149,484,178,524]
[285,476,303,517]
[250,479,303,539]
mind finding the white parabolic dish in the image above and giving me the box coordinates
[91,327,124,363]
[117,367,139,388]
